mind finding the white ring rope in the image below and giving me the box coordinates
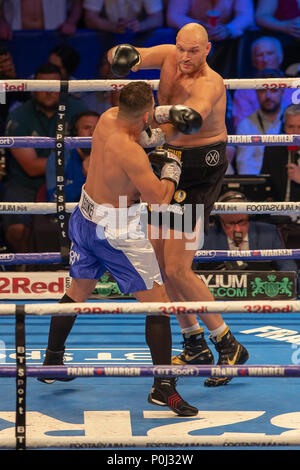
[0,300,298,316]
[1,77,300,92]
[0,201,299,215]
[0,434,299,448]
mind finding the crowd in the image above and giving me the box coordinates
[0,0,299,269]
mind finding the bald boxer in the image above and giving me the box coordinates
[108,23,249,387]
[39,81,198,416]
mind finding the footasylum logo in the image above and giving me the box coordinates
[197,271,295,300]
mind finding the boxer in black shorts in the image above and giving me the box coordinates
[108,22,249,387]
[150,141,228,233]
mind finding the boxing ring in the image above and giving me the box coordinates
[1,77,300,451]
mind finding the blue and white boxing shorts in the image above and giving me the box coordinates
[68,187,163,294]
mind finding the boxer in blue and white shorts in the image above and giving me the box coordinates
[68,187,163,294]
[38,80,204,416]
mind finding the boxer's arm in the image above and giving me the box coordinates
[122,142,176,205]
[107,44,174,73]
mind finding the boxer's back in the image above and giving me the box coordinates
[85,108,141,207]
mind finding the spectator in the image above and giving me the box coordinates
[2,62,88,254]
[0,0,83,38]
[166,0,255,77]
[0,46,30,134]
[233,36,294,128]
[236,69,285,175]
[261,105,300,254]
[261,104,300,202]
[83,0,164,34]
[81,53,120,113]
[46,110,100,202]
[255,0,300,69]
[48,44,80,80]
[195,191,298,273]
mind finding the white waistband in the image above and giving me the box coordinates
[78,187,142,235]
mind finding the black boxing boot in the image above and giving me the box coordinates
[38,293,77,384]
[148,378,198,417]
[172,328,214,366]
[38,347,75,384]
[204,327,249,387]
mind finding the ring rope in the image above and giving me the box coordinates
[0,364,298,378]
[1,201,300,214]
[0,300,298,315]
[2,77,300,91]
[0,435,299,449]
[0,135,299,147]
[0,248,300,265]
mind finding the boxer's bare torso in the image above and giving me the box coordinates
[136,43,227,147]
[158,47,227,146]
[84,107,175,208]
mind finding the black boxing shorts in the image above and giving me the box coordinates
[148,141,228,234]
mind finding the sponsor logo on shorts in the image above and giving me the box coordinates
[81,194,94,219]
[69,249,80,265]
[174,190,187,203]
[205,150,220,166]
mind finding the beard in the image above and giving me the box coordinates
[35,99,59,114]
[261,101,281,114]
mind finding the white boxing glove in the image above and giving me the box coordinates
[138,126,166,148]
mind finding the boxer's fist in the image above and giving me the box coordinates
[169,105,203,135]
[148,149,182,187]
[111,44,140,77]
[138,126,166,148]
[154,105,203,135]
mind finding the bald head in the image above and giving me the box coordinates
[177,23,209,46]
[175,23,210,74]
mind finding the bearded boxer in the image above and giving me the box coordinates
[39,81,200,416]
[108,23,249,387]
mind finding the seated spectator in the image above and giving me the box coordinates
[0,0,83,38]
[2,62,88,254]
[81,53,120,114]
[261,104,300,202]
[46,110,100,202]
[166,0,255,77]
[255,0,300,69]
[0,46,30,134]
[195,190,298,273]
[261,105,300,254]
[83,0,164,35]
[233,36,294,128]
[235,69,285,175]
[48,45,80,80]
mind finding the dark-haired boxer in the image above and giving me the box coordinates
[108,22,249,387]
[38,80,200,417]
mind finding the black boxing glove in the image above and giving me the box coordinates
[111,44,141,77]
[148,149,182,187]
[154,105,203,135]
